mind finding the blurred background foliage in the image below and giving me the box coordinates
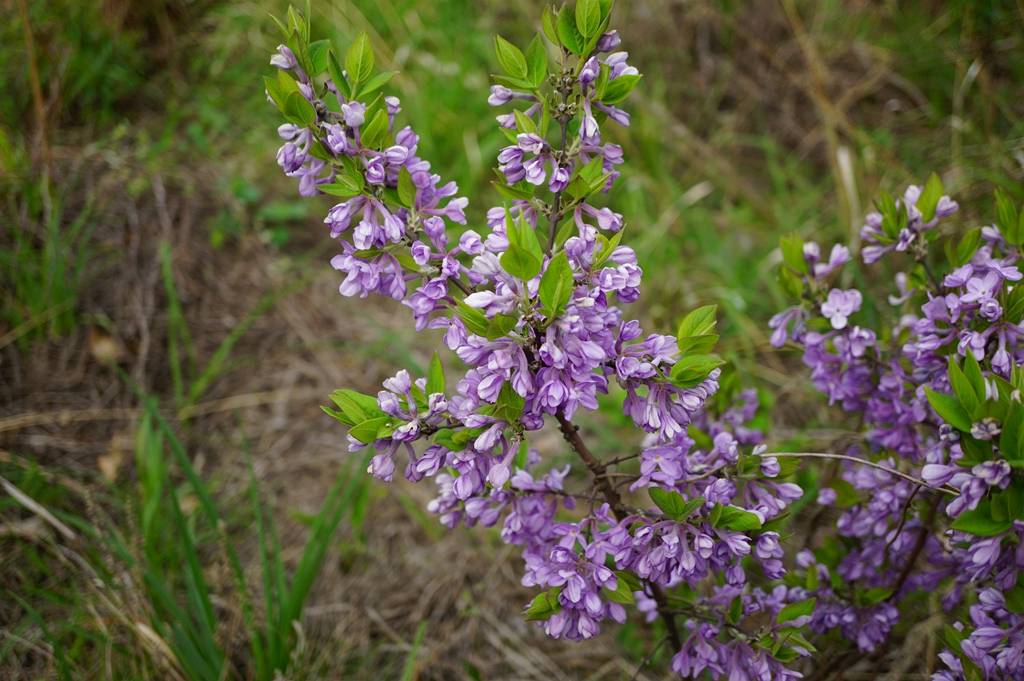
[1,0,1022,679]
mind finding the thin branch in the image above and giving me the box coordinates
[556,414,623,513]
[630,634,669,681]
[555,413,683,651]
[887,495,942,601]
[765,452,957,495]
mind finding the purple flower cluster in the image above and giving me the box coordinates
[771,180,1024,679]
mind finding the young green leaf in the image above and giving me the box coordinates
[524,587,562,621]
[489,382,526,423]
[397,167,417,208]
[539,252,574,320]
[670,354,725,388]
[556,4,585,54]
[777,597,816,624]
[541,6,559,45]
[601,74,642,105]
[575,0,602,37]
[677,304,718,339]
[525,36,548,88]
[602,577,636,605]
[359,70,396,98]
[360,109,390,149]
[427,352,445,395]
[780,232,807,274]
[948,358,980,417]
[996,189,1021,245]
[954,228,983,266]
[962,354,987,403]
[916,173,944,223]
[950,499,1013,537]
[712,504,763,531]
[307,39,332,77]
[283,91,317,127]
[925,387,972,432]
[348,416,393,444]
[649,489,706,522]
[494,35,528,79]
[501,246,542,281]
[345,32,375,91]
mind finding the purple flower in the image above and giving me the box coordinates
[821,289,863,330]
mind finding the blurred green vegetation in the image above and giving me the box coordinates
[1,0,1022,678]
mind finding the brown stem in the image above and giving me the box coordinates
[555,412,683,651]
[556,413,622,514]
[887,495,941,601]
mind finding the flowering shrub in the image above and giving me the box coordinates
[265,3,1024,678]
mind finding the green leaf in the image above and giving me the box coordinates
[778,266,804,299]
[996,189,1021,244]
[780,232,807,274]
[575,0,602,37]
[678,334,719,355]
[916,173,944,223]
[1005,285,1024,323]
[963,354,987,402]
[307,39,332,76]
[525,35,548,88]
[541,6,559,45]
[494,35,528,79]
[776,629,817,654]
[283,91,316,127]
[485,313,520,340]
[455,301,490,337]
[359,70,396,98]
[348,416,394,444]
[327,50,351,99]
[1001,403,1024,465]
[524,587,562,621]
[953,228,983,267]
[345,32,375,91]
[489,382,525,423]
[601,74,642,105]
[948,358,980,416]
[950,499,1013,537]
[602,575,636,605]
[649,488,704,521]
[397,167,416,208]
[593,229,624,267]
[501,246,542,281]
[360,109,390,149]
[670,354,725,388]
[991,484,1024,522]
[677,304,718,339]
[777,597,816,624]
[712,504,763,531]
[319,171,364,198]
[263,74,292,110]
[925,387,972,432]
[539,252,574,320]
[427,352,445,395]
[513,108,537,134]
[327,389,385,426]
[556,5,585,54]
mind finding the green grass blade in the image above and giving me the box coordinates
[400,621,427,681]
[282,454,368,628]
[159,241,194,409]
